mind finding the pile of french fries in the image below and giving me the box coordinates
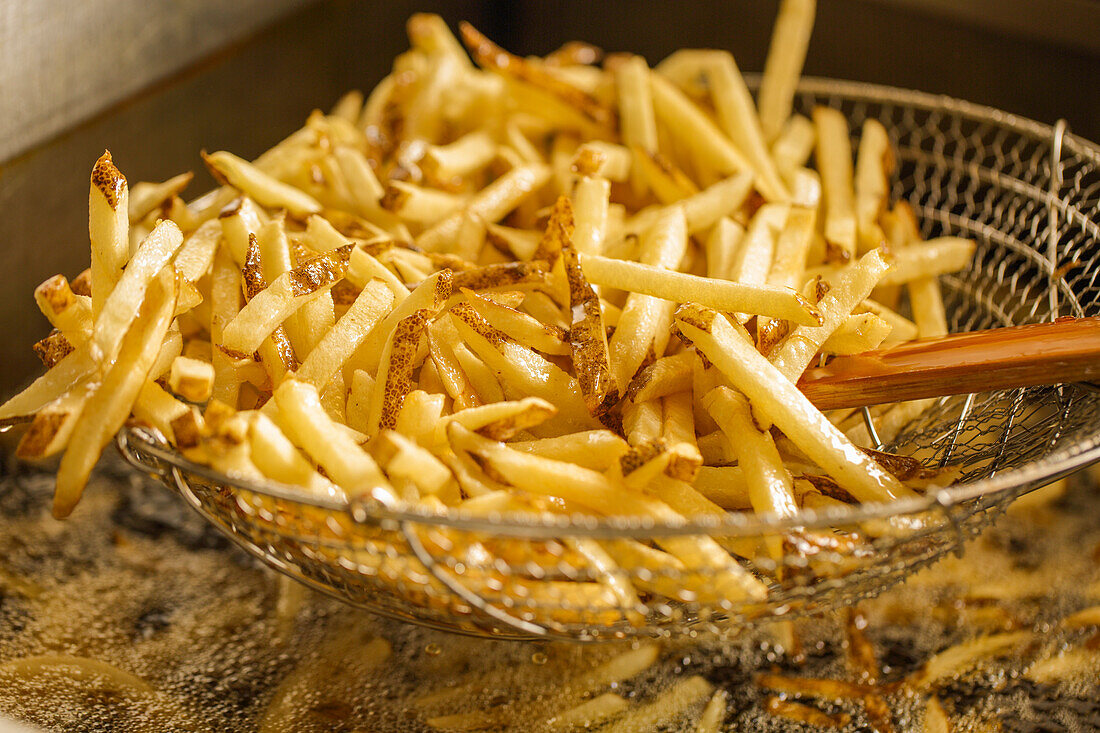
[4,3,979,623]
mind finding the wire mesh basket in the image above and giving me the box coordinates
[117,78,1100,641]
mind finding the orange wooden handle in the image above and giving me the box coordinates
[797,316,1100,410]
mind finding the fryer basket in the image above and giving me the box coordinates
[117,77,1100,640]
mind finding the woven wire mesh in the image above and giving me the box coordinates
[118,79,1100,641]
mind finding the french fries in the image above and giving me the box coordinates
[9,10,983,632]
[56,268,178,517]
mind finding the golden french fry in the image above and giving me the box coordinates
[909,276,949,339]
[460,22,614,131]
[771,114,816,178]
[546,693,628,731]
[854,118,892,253]
[706,52,789,201]
[859,297,920,344]
[878,237,976,285]
[616,55,659,198]
[128,172,193,224]
[705,217,746,281]
[92,220,183,366]
[168,356,215,403]
[173,219,221,283]
[623,397,663,446]
[581,253,820,325]
[510,430,628,471]
[416,163,551,251]
[602,676,713,733]
[650,74,769,197]
[676,303,913,503]
[422,130,498,180]
[909,632,1033,689]
[15,379,98,460]
[203,150,322,217]
[273,379,393,502]
[55,267,177,517]
[758,0,817,142]
[769,248,891,381]
[814,105,858,261]
[821,312,892,354]
[295,279,394,390]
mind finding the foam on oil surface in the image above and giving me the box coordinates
[0,461,1098,732]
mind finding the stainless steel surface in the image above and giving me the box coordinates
[116,78,1100,641]
[0,0,311,164]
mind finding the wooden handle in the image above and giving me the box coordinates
[797,316,1100,410]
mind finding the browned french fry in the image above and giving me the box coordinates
[462,288,570,356]
[242,235,299,383]
[221,245,352,356]
[450,303,593,432]
[365,309,433,436]
[460,22,615,131]
[34,275,92,346]
[32,331,75,368]
[556,198,619,417]
[88,151,129,315]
